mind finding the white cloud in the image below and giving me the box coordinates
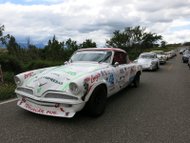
[0,0,190,46]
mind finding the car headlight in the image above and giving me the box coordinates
[14,76,23,86]
[69,82,80,95]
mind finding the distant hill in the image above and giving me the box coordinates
[1,41,45,49]
[19,42,45,48]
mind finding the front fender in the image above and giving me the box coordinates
[83,79,108,102]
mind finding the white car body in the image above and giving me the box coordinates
[136,52,160,71]
[156,54,167,64]
[15,48,142,118]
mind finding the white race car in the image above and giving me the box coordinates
[15,48,142,118]
[136,52,160,71]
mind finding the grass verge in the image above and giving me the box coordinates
[0,83,16,101]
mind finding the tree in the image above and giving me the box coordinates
[6,35,21,57]
[79,39,96,48]
[141,32,162,49]
[64,38,79,60]
[106,26,162,51]
[183,42,190,46]
[161,41,167,48]
[0,25,10,45]
[43,35,65,61]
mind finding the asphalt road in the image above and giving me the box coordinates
[0,54,190,143]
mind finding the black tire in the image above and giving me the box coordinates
[85,86,107,117]
[133,73,140,88]
[156,63,159,70]
[153,64,159,71]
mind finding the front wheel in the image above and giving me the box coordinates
[85,86,107,117]
[133,73,140,88]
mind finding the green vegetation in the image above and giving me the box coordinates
[0,83,16,100]
[0,25,180,101]
[0,71,16,100]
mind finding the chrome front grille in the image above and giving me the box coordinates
[17,87,33,95]
[44,93,78,100]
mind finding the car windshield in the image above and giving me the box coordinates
[70,50,112,63]
[140,54,155,59]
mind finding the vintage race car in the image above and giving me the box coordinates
[182,49,190,63]
[15,48,142,118]
[136,52,160,71]
[151,50,167,64]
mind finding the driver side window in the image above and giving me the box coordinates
[113,52,127,65]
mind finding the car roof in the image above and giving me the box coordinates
[77,48,127,53]
[151,50,164,53]
[140,52,155,55]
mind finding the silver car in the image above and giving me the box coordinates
[136,52,160,71]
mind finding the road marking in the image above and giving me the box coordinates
[0,98,18,105]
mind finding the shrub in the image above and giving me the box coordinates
[0,83,16,101]
[25,60,62,70]
[0,54,23,74]
[3,72,15,83]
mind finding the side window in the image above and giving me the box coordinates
[126,55,130,64]
[113,52,127,65]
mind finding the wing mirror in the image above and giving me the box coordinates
[114,62,119,67]
[64,61,68,65]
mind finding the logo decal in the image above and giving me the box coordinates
[38,80,47,87]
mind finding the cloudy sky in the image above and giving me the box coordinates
[0,0,190,46]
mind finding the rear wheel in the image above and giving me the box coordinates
[85,86,107,117]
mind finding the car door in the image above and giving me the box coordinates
[112,51,128,91]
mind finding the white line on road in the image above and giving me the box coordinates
[0,98,18,105]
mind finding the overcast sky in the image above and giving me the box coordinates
[0,0,190,46]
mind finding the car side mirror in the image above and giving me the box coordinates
[64,61,68,65]
[114,62,119,67]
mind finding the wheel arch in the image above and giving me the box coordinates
[84,82,108,102]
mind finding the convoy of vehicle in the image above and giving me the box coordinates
[14,47,184,118]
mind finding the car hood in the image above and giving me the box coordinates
[137,58,152,65]
[24,62,109,95]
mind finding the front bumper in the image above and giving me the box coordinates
[141,64,156,70]
[159,59,166,64]
[182,57,189,63]
[16,92,85,118]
